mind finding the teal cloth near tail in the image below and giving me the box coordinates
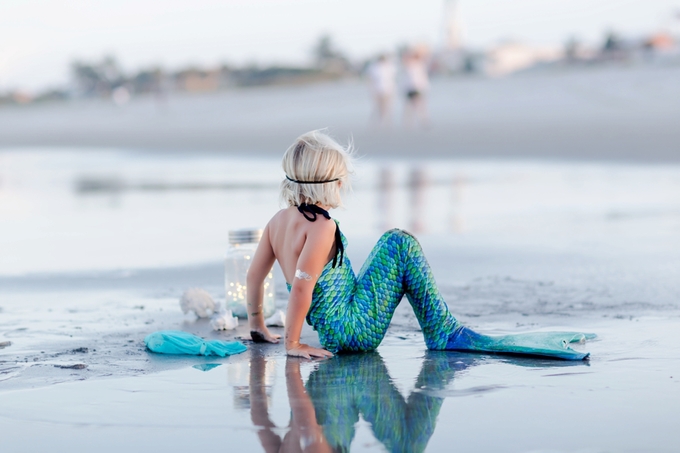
[448,327,596,360]
[144,330,247,357]
[293,226,594,361]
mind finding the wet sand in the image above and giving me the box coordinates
[2,235,680,452]
[0,318,678,453]
[1,254,679,452]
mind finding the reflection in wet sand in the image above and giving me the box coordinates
[75,177,278,194]
[249,351,479,452]
[377,165,468,236]
[306,352,465,453]
[449,173,466,234]
[377,166,395,231]
[408,167,428,234]
[249,351,333,453]
[246,351,588,452]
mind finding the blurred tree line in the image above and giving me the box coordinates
[67,35,354,101]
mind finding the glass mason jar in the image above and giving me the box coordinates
[225,228,275,319]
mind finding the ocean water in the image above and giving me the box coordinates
[1,149,679,274]
[2,149,679,312]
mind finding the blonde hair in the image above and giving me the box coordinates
[280,130,353,208]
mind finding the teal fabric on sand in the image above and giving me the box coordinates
[292,226,594,361]
[145,330,247,357]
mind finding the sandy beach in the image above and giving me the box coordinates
[1,65,679,162]
[2,66,680,452]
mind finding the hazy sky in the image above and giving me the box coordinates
[2,0,678,92]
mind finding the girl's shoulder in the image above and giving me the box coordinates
[269,207,336,235]
[308,214,337,234]
[267,207,296,224]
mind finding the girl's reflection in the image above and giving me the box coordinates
[250,351,333,453]
[249,351,480,453]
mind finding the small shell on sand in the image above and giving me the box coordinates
[211,310,239,331]
[265,310,286,327]
[180,288,217,318]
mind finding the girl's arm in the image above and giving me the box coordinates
[286,220,336,359]
[246,224,280,343]
[249,355,283,453]
[285,358,333,452]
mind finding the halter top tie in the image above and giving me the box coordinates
[297,204,344,268]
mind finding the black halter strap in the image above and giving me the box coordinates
[297,203,344,268]
[297,203,330,222]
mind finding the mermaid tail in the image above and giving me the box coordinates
[309,228,459,352]
[305,228,595,360]
[144,330,247,357]
[447,326,596,360]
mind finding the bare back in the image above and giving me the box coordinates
[265,206,337,284]
[246,205,337,355]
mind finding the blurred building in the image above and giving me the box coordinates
[485,42,563,77]
[174,67,230,93]
[644,32,675,51]
[432,0,470,74]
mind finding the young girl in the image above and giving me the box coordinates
[246,131,593,360]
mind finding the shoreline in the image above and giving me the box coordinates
[1,65,679,162]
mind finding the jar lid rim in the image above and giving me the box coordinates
[229,228,263,244]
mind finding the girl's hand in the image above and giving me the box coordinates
[250,327,281,344]
[286,343,333,359]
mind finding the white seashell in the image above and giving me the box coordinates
[264,310,286,327]
[211,309,239,331]
[179,288,217,318]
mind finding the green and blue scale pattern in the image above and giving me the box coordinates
[289,226,593,360]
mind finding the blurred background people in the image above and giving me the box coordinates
[401,46,431,129]
[367,54,397,127]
